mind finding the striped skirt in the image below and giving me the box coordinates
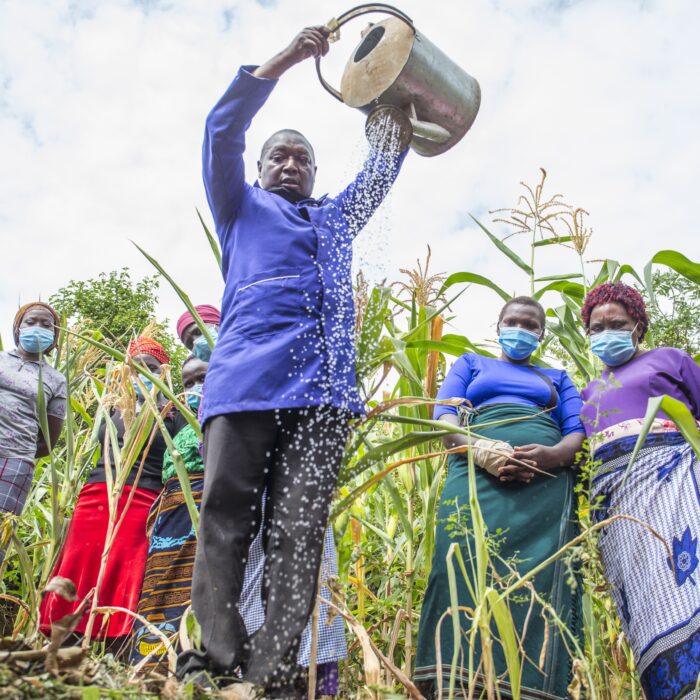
[130,475,202,670]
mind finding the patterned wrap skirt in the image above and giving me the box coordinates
[39,482,159,638]
[592,432,700,699]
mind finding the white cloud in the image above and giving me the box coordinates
[1,0,698,351]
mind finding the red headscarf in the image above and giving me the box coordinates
[127,337,170,365]
[176,304,221,342]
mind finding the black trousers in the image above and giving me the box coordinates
[177,406,350,691]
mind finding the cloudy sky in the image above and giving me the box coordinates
[1,0,698,348]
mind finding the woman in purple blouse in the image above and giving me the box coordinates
[580,282,700,699]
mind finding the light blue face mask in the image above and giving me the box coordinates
[133,375,155,400]
[498,327,541,361]
[186,383,203,411]
[19,327,55,354]
[590,327,638,367]
[193,326,218,361]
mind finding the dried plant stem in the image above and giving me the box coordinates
[319,596,425,700]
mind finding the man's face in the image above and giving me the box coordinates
[257,134,316,199]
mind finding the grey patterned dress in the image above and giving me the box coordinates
[0,350,66,516]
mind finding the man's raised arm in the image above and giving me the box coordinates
[203,28,329,233]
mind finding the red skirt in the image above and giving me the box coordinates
[39,482,159,638]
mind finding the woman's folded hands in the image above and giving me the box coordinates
[469,438,515,477]
[469,438,556,484]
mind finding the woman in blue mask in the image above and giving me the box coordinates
[580,282,700,698]
[0,302,66,549]
[415,296,586,699]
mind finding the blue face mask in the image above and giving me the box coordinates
[19,327,55,354]
[133,375,155,400]
[186,383,203,411]
[498,327,541,361]
[590,327,638,367]
[193,327,218,361]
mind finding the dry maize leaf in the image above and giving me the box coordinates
[346,617,381,689]
[613,633,631,673]
[45,594,93,675]
[42,576,77,602]
[325,576,344,625]
[538,621,549,669]
[161,677,180,700]
[566,659,588,700]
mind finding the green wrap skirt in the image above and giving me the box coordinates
[414,404,581,699]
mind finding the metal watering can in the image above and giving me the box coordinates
[316,3,481,156]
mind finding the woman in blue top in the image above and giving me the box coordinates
[414,296,585,699]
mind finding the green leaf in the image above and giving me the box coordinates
[440,271,511,301]
[534,273,584,282]
[469,214,534,275]
[406,339,496,359]
[534,280,585,302]
[590,259,619,289]
[622,395,700,484]
[532,236,573,247]
[486,588,522,699]
[338,429,447,485]
[356,286,391,380]
[645,250,700,308]
[649,250,700,285]
[612,264,644,287]
[383,476,414,544]
[196,207,222,270]
[133,241,215,349]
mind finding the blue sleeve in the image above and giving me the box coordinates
[434,355,474,420]
[330,147,408,238]
[555,371,585,436]
[203,65,277,234]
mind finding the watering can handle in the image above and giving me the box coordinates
[315,3,416,103]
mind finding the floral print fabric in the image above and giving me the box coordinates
[592,433,700,699]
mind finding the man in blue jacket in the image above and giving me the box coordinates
[179,26,406,696]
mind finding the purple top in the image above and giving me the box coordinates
[580,347,700,437]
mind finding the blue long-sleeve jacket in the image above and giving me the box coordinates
[200,66,406,424]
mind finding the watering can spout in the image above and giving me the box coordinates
[409,118,451,145]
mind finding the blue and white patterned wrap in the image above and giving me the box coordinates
[239,520,347,666]
[592,432,700,698]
